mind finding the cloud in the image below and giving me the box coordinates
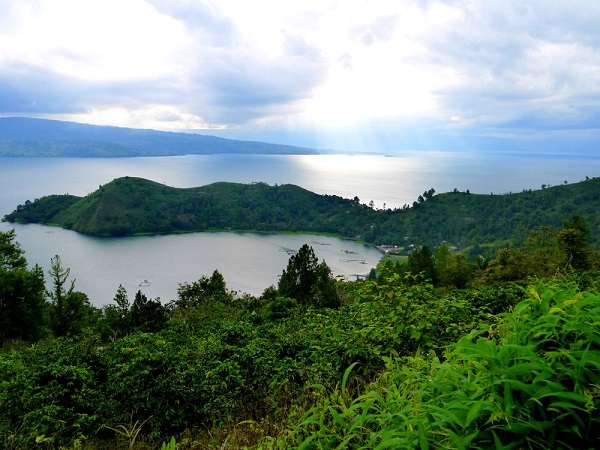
[185,33,328,124]
[0,62,87,114]
[145,0,238,47]
[0,58,186,116]
[353,14,399,46]
[0,0,330,127]
[140,2,330,124]
[411,1,600,134]
[0,0,598,152]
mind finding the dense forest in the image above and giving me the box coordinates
[1,208,599,449]
[4,175,600,256]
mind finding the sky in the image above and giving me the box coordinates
[1,0,599,153]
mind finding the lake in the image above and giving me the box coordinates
[1,152,598,306]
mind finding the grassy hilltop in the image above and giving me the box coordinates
[4,175,600,253]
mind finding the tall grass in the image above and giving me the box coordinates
[269,286,600,449]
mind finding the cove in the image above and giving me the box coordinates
[8,223,382,307]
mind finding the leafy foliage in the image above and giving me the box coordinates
[278,244,340,307]
[0,216,599,448]
[558,214,593,270]
[0,230,47,344]
[279,285,600,449]
[130,291,168,333]
[47,255,94,338]
[0,265,529,448]
[4,176,600,253]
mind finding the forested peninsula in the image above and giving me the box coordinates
[4,175,600,254]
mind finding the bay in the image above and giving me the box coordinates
[1,151,598,306]
[6,224,379,307]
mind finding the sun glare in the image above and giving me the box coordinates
[60,107,221,131]
[7,0,189,81]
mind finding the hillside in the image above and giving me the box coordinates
[390,179,600,253]
[3,177,375,237]
[4,176,600,252]
[0,117,321,157]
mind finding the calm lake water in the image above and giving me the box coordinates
[1,152,598,306]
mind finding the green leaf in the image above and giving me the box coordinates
[329,407,349,430]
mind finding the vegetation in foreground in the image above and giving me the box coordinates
[4,175,600,253]
[0,214,599,449]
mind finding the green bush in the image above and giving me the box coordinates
[277,286,600,449]
[2,271,598,449]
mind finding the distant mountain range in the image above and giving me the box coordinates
[0,117,321,157]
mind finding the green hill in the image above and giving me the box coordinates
[3,177,374,237]
[4,176,600,251]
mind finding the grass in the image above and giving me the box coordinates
[380,253,408,264]
[263,284,600,449]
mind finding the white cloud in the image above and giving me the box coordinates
[0,0,190,81]
[0,0,599,151]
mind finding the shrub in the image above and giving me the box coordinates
[277,285,600,449]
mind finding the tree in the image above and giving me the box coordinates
[100,284,131,340]
[423,188,435,200]
[131,290,168,332]
[312,260,340,308]
[558,215,591,270]
[278,244,340,307]
[0,229,47,343]
[434,244,454,287]
[176,269,231,308]
[451,254,473,289]
[279,244,318,304]
[407,245,435,283]
[47,255,92,337]
[0,229,26,269]
[433,245,473,288]
[113,284,131,319]
[264,296,298,319]
[486,248,529,282]
[260,285,279,302]
[524,226,563,277]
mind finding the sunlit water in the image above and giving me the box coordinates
[1,152,598,306]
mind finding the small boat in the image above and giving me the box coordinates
[139,279,151,286]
